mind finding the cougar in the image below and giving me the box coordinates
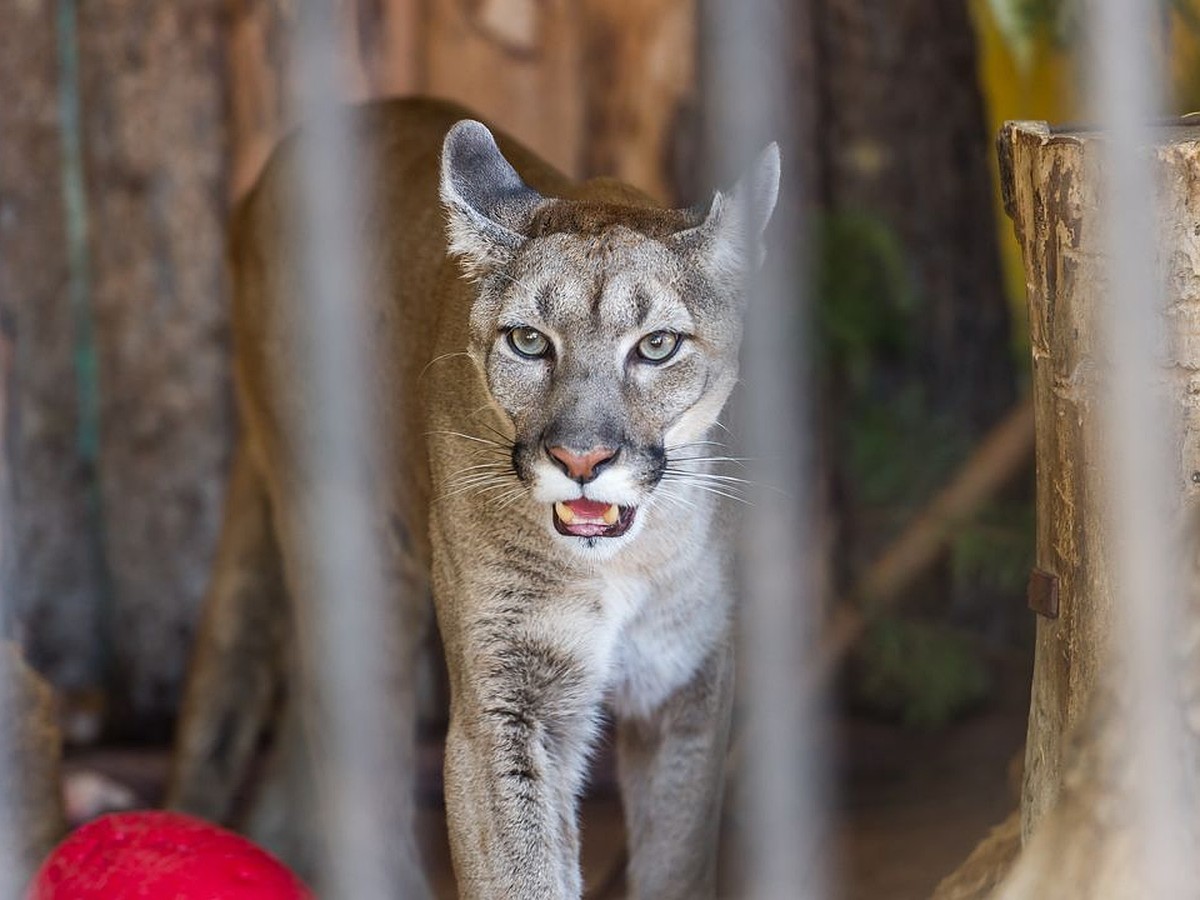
[167,97,779,899]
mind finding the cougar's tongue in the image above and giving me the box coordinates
[553,498,632,537]
[563,498,611,519]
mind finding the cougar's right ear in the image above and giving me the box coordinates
[440,120,544,277]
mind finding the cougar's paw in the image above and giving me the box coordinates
[27,810,312,899]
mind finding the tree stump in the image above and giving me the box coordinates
[999,120,1116,842]
[999,119,1200,839]
[935,120,1200,896]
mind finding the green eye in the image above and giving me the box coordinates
[635,331,681,363]
[507,326,552,359]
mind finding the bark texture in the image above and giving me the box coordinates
[230,0,699,205]
[2,0,234,732]
[932,121,1200,898]
[77,1,234,732]
[0,0,109,693]
[930,811,1021,900]
[999,122,1116,840]
[580,0,698,203]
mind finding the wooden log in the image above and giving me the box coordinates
[1000,120,1200,840]
[930,811,1021,900]
[226,0,391,202]
[0,0,110,697]
[228,0,294,204]
[354,0,423,98]
[425,0,583,176]
[999,121,1111,841]
[578,0,697,203]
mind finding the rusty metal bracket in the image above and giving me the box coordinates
[1027,568,1060,619]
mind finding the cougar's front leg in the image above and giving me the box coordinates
[617,639,735,900]
[441,591,603,900]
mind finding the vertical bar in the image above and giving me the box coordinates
[289,3,398,897]
[0,540,17,895]
[703,1,829,898]
[1089,2,1187,894]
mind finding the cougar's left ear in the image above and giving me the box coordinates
[440,120,545,277]
[674,143,781,285]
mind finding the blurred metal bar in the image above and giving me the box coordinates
[1089,1,1188,894]
[290,3,398,897]
[703,1,829,898]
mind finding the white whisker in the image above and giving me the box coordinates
[667,455,751,468]
[664,470,758,487]
[444,462,513,480]
[651,486,700,514]
[417,351,473,383]
[661,480,752,506]
[436,476,518,502]
[426,429,513,450]
[493,488,530,511]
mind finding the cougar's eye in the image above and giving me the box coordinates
[635,331,681,363]
[507,326,552,359]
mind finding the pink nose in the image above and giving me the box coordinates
[547,445,617,482]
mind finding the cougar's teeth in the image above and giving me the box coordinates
[602,504,620,526]
[555,501,575,524]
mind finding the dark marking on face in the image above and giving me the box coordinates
[633,287,653,327]
[645,443,668,487]
[535,283,554,321]
[527,200,703,241]
[588,276,607,326]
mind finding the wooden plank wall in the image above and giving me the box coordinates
[228,0,698,205]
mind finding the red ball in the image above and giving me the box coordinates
[27,810,313,899]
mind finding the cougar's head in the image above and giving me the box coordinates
[440,120,779,556]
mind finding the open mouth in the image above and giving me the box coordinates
[552,498,637,538]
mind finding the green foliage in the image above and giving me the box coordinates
[844,385,971,511]
[988,0,1199,66]
[851,618,994,728]
[813,211,914,390]
[813,212,972,511]
[986,0,1076,66]
[950,500,1036,599]
[812,210,1033,727]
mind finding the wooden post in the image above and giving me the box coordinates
[1000,121,1110,842]
[999,120,1200,840]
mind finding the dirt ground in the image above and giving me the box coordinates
[63,658,1028,899]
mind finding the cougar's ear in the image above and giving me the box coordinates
[674,142,781,286]
[440,120,544,277]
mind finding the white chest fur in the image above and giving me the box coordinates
[595,545,731,720]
